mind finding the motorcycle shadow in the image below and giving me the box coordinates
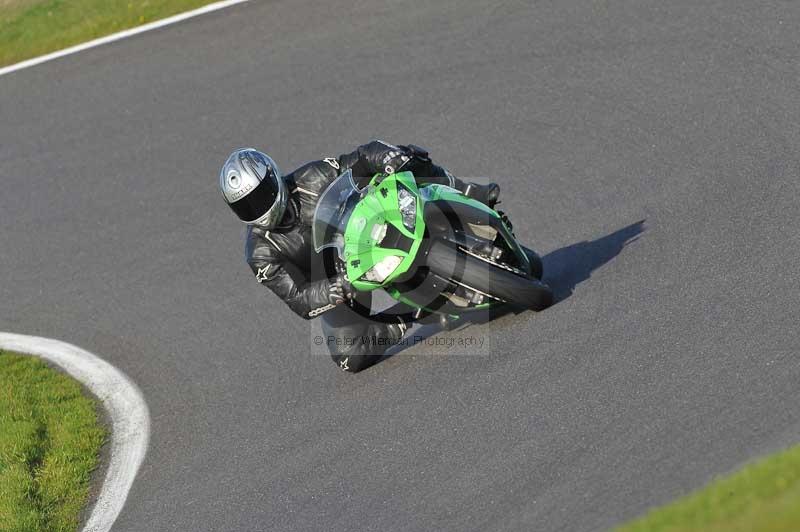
[542,219,645,303]
[377,220,645,365]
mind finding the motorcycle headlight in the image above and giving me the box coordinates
[397,185,417,231]
[360,255,403,283]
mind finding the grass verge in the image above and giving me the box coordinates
[0,350,106,532]
[617,444,800,532]
[0,0,222,68]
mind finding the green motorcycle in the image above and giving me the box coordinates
[312,170,553,325]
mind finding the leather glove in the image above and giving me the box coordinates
[327,274,354,305]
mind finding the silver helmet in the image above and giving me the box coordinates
[220,148,287,227]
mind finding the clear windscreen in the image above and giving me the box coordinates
[312,169,362,259]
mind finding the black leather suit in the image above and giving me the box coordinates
[245,140,486,371]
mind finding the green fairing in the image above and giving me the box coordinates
[345,172,425,291]
[420,182,497,214]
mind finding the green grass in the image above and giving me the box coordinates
[0,0,221,67]
[617,445,800,532]
[0,351,106,532]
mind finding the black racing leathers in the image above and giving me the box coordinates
[245,140,467,319]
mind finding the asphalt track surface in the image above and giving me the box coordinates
[1,1,799,530]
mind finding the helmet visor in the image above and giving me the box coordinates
[228,176,280,222]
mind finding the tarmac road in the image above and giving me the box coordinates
[2,0,800,530]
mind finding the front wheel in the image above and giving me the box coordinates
[426,241,553,311]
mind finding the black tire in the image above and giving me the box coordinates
[426,240,553,311]
[521,246,544,280]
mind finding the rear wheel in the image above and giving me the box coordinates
[426,241,553,311]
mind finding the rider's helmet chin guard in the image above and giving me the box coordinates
[220,148,287,228]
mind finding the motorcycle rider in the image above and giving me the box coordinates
[220,140,503,373]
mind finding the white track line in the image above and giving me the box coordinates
[0,333,150,532]
[0,0,251,78]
